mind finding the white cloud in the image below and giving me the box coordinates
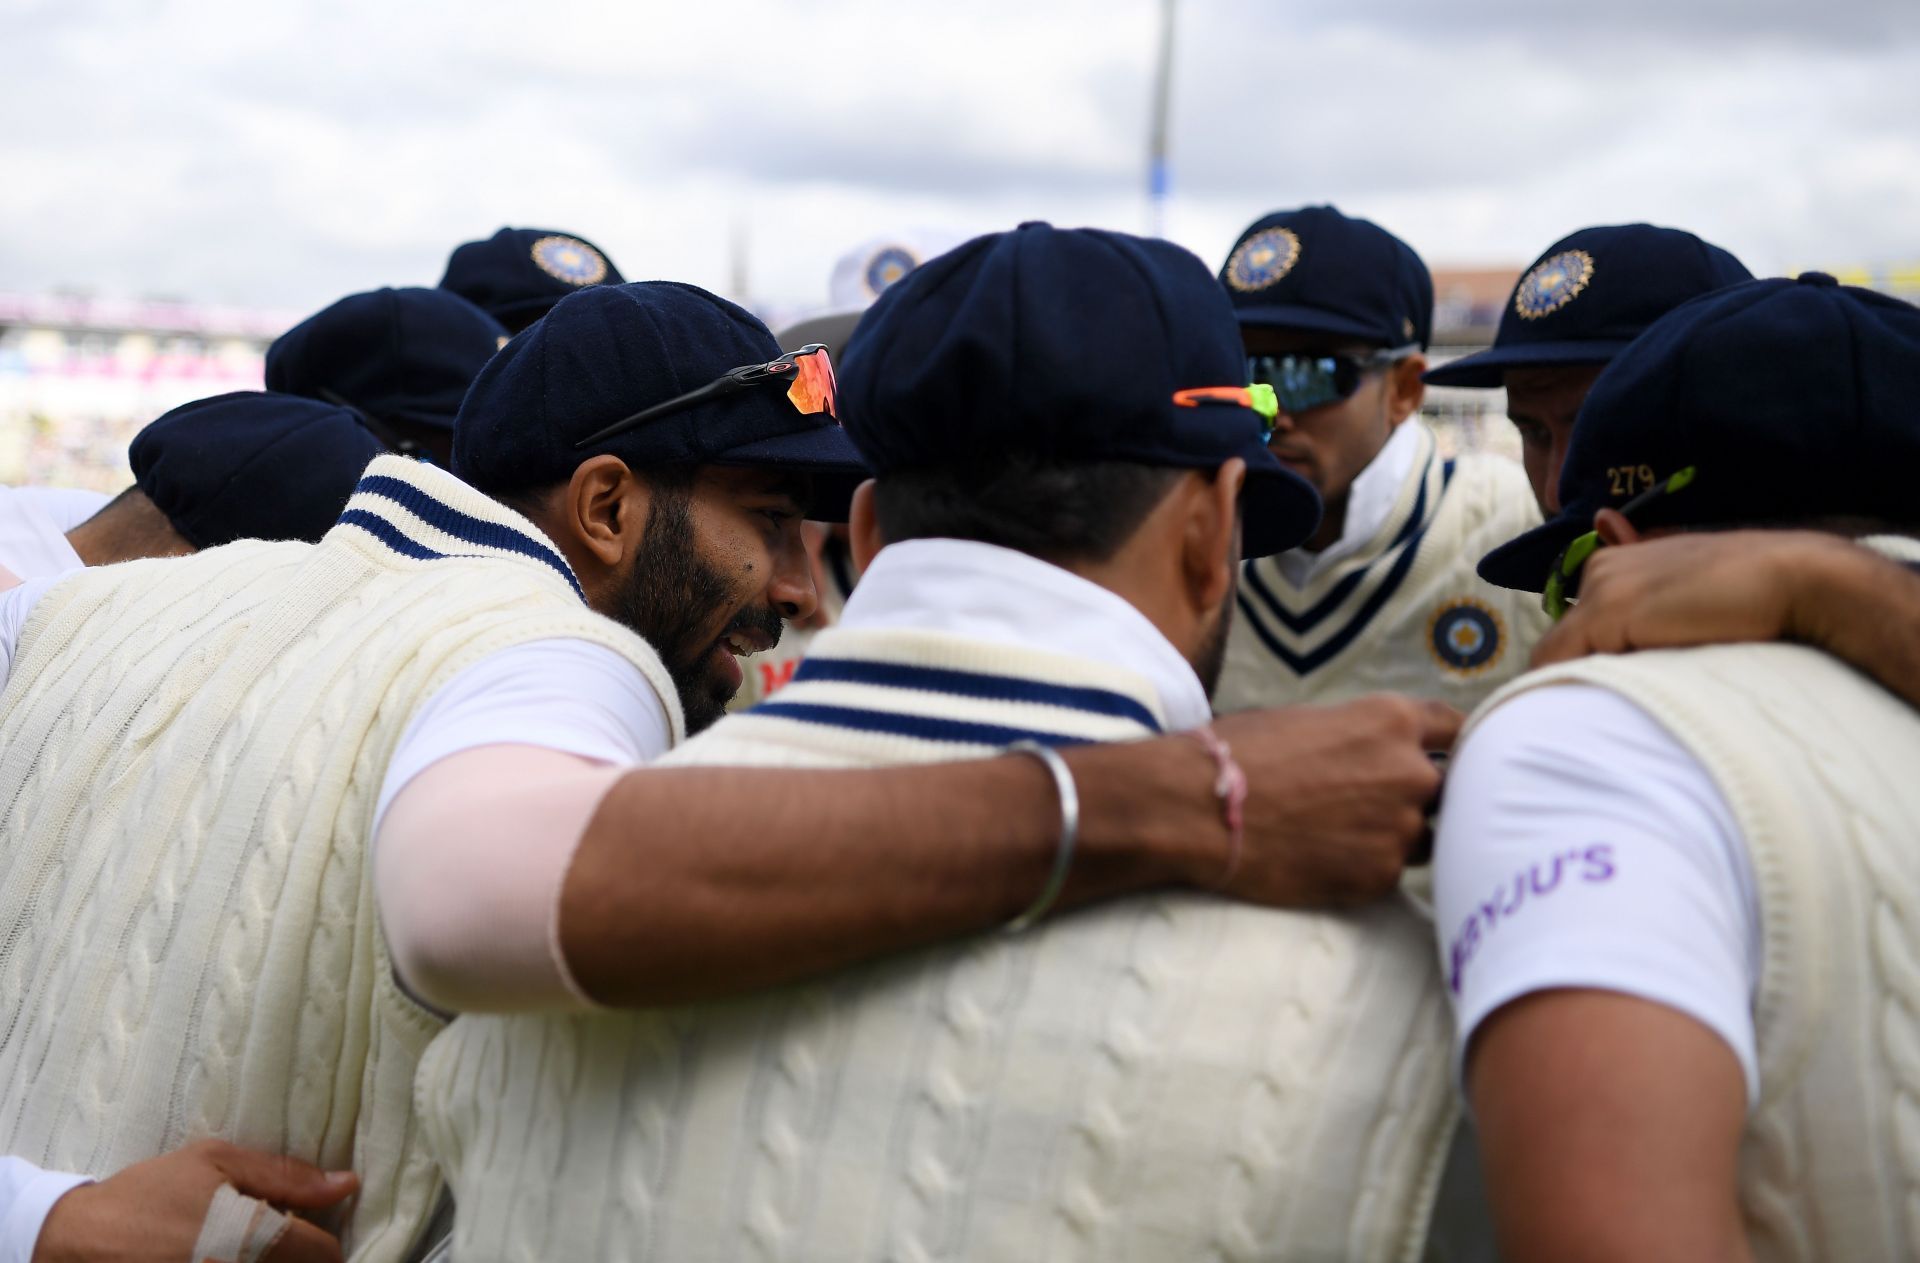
[0,0,1914,318]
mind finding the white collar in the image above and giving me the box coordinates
[1275,419,1425,588]
[837,537,1213,731]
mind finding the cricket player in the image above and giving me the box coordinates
[1436,273,1920,1261]
[420,223,1462,1263]
[1213,206,1548,713]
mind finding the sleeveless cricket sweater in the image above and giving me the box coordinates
[419,624,1458,1262]
[0,455,681,1263]
[1219,425,1549,712]
[1465,537,1920,1261]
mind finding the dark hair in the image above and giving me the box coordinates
[873,455,1184,565]
[490,462,698,521]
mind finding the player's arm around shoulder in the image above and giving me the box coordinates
[1534,529,1920,713]
[1433,682,1756,1263]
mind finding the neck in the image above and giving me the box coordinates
[1302,493,1349,553]
[842,538,1213,732]
[65,493,193,566]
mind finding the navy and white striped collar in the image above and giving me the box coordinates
[331,456,585,602]
[1272,420,1430,588]
[836,538,1211,731]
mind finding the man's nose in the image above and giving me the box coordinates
[1544,439,1569,515]
[768,526,819,623]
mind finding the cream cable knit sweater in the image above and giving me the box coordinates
[420,622,1457,1262]
[0,456,679,1263]
[1459,539,1920,1261]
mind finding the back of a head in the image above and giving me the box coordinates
[1480,273,1920,592]
[265,287,507,439]
[837,221,1322,564]
[438,227,626,333]
[129,391,386,550]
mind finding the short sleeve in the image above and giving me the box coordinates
[1433,684,1762,1105]
[0,574,69,693]
[9,487,110,533]
[373,638,674,832]
[0,1156,91,1263]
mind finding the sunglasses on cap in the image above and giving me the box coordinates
[1543,466,1697,619]
[1173,383,1281,438]
[573,344,837,450]
[1247,346,1415,417]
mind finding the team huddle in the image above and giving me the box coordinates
[1,208,1918,1263]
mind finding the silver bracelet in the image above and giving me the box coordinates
[1004,739,1080,933]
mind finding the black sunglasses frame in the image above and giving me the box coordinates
[1245,345,1418,415]
[573,344,831,450]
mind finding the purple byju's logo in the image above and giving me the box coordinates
[1446,844,1616,995]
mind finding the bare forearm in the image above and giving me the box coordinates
[558,741,1226,1006]
[1792,538,1920,712]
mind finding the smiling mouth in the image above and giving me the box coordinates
[719,627,775,658]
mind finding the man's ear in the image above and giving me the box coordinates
[848,479,884,571]
[1593,506,1642,548]
[557,455,648,570]
[1386,353,1428,425]
[1184,458,1246,615]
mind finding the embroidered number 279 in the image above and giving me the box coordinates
[1607,464,1656,497]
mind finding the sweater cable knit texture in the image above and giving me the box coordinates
[1468,539,1920,1263]
[0,455,681,1263]
[420,622,1456,1262]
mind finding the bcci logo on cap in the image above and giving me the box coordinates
[864,246,918,298]
[1225,227,1302,292]
[531,236,610,287]
[1515,250,1595,320]
[1428,598,1504,674]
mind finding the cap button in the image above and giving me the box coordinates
[1016,220,1051,231]
[1797,271,1839,287]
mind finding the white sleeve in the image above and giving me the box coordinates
[1433,684,1763,1106]
[0,1156,90,1263]
[372,638,674,833]
[9,487,110,533]
[0,575,67,696]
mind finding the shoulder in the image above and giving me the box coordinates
[1436,681,1761,1095]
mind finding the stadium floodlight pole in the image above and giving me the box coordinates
[1147,0,1176,238]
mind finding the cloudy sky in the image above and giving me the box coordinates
[3,0,1916,319]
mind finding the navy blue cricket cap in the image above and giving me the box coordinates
[1480,273,1920,592]
[265,287,507,434]
[129,391,384,549]
[438,228,627,332]
[838,221,1322,557]
[1425,224,1752,387]
[452,280,867,520]
[1220,205,1433,350]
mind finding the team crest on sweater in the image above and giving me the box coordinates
[1428,598,1505,674]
